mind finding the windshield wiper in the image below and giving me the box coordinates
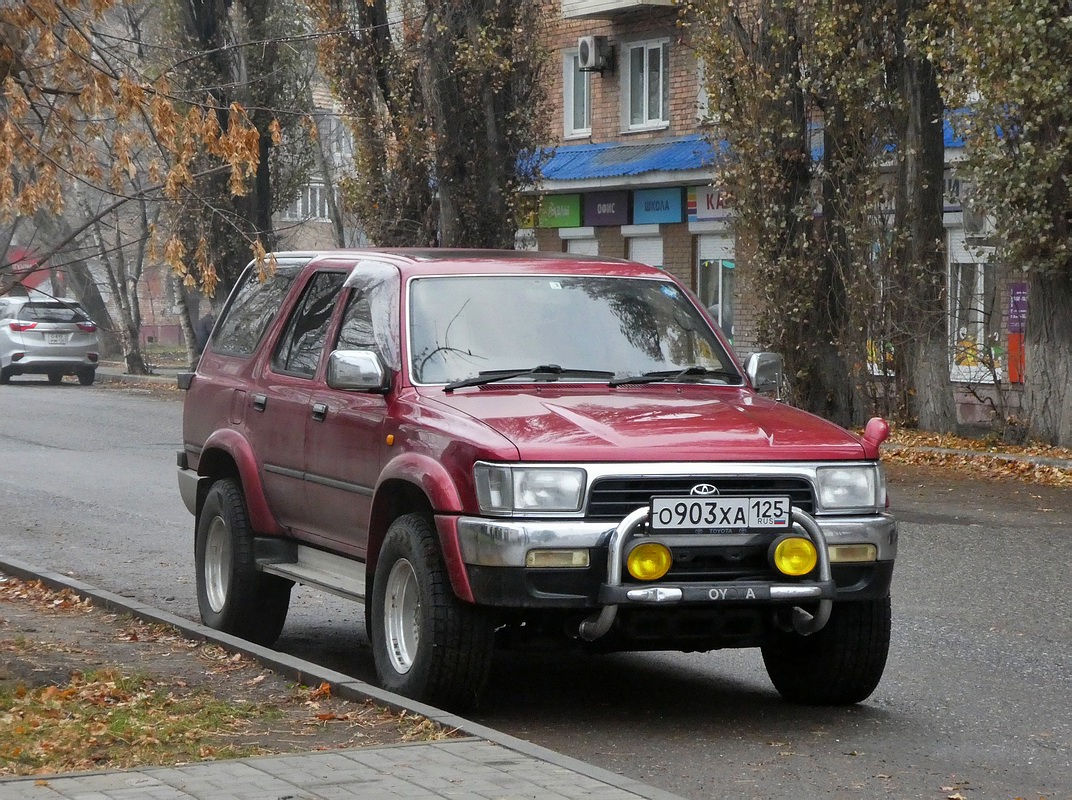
[608,365,743,388]
[444,364,615,393]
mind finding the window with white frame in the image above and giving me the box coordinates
[948,230,999,382]
[282,184,333,222]
[317,113,352,162]
[696,234,735,340]
[624,39,670,130]
[564,51,592,138]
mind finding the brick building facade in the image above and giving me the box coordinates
[529,1,1018,426]
[528,3,759,354]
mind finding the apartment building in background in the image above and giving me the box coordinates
[529,1,1013,425]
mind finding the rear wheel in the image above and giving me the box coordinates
[0,368,10,385]
[370,513,495,711]
[47,372,63,385]
[194,478,292,646]
[761,597,891,705]
[77,368,95,386]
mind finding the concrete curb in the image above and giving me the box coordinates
[0,555,683,800]
[95,363,182,387]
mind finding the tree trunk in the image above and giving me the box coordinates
[891,1,957,432]
[1024,271,1072,445]
[177,290,201,370]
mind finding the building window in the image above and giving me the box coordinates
[950,260,999,381]
[627,234,663,268]
[697,259,735,341]
[566,236,598,256]
[564,52,592,138]
[282,184,333,222]
[696,232,735,340]
[317,112,352,165]
[625,40,670,130]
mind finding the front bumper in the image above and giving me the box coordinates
[456,510,897,566]
[454,509,896,628]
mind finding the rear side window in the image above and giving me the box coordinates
[210,264,300,357]
[270,271,346,378]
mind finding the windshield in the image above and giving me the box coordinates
[408,275,738,386]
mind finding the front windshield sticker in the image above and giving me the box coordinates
[661,285,680,300]
[549,281,562,290]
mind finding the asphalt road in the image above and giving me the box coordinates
[0,378,1068,800]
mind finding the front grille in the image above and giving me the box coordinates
[585,476,814,520]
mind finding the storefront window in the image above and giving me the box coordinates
[950,259,999,381]
[697,259,734,341]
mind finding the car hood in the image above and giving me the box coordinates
[426,386,867,462]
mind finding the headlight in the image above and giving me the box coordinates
[474,464,586,514]
[815,465,883,512]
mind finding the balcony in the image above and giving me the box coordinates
[561,0,675,20]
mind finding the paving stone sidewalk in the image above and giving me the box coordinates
[0,739,658,800]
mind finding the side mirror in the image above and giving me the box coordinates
[746,352,783,400]
[327,350,391,393]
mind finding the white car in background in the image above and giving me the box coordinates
[0,296,100,385]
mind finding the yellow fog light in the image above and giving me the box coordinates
[770,536,818,576]
[627,542,672,581]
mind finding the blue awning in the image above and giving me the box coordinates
[540,135,719,182]
[537,120,962,185]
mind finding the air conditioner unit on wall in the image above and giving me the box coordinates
[578,35,612,72]
[963,202,997,246]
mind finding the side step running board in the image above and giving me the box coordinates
[258,544,366,602]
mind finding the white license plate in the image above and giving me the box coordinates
[46,333,67,344]
[650,496,792,531]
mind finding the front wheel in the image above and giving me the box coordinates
[47,372,63,385]
[194,478,292,646]
[370,513,495,711]
[761,597,891,705]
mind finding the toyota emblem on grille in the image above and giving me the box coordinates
[690,483,719,496]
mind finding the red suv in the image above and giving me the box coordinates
[178,249,896,710]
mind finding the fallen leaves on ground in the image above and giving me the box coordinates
[0,576,455,777]
[882,428,1072,488]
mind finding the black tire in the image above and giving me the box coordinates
[0,368,10,385]
[194,478,292,646]
[77,368,95,386]
[761,597,891,705]
[370,513,495,711]
[47,372,63,385]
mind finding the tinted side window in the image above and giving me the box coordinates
[271,271,345,378]
[211,265,300,357]
[336,289,376,352]
[340,261,402,371]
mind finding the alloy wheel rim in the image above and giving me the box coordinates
[384,558,420,674]
[204,516,232,613]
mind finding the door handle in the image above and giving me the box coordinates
[252,393,267,412]
[311,402,328,422]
